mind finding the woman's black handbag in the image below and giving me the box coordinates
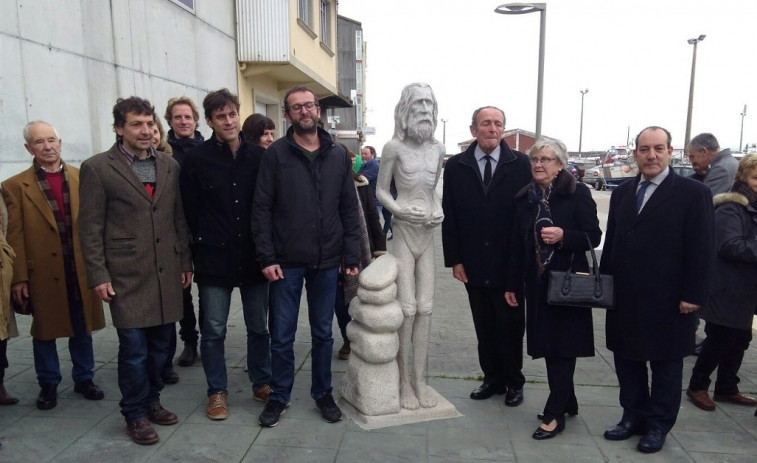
[547,234,614,309]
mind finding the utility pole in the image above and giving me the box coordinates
[578,89,589,155]
[740,105,747,152]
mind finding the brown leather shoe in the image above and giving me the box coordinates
[338,341,351,360]
[253,384,272,403]
[0,383,19,405]
[714,392,757,406]
[206,391,228,420]
[686,388,715,411]
[126,417,159,445]
[147,403,178,425]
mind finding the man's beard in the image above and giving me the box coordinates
[407,119,434,142]
[292,117,319,136]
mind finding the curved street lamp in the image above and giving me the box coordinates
[579,89,589,155]
[684,34,706,147]
[494,3,547,139]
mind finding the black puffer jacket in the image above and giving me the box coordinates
[252,126,360,270]
[698,191,757,329]
[168,129,204,166]
[180,134,265,286]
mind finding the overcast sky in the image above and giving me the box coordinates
[337,0,757,154]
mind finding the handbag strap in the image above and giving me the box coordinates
[562,234,599,280]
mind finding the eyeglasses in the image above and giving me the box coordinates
[529,157,557,165]
[288,102,319,113]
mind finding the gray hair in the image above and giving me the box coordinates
[470,106,506,128]
[529,138,568,166]
[393,83,438,141]
[23,121,59,143]
[689,133,720,152]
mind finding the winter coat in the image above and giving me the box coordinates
[600,168,715,361]
[180,135,265,286]
[442,139,532,287]
[252,126,360,270]
[78,144,192,329]
[2,166,105,341]
[168,129,204,167]
[507,171,601,359]
[698,192,757,329]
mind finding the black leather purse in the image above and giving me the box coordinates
[547,234,614,309]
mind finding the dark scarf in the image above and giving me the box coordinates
[731,179,757,208]
[527,180,555,274]
[33,161,80,302]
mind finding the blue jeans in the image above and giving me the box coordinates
[199,282,271,396]
[116,324,172,422]
[269,266,338,404]
[32,298,94,386]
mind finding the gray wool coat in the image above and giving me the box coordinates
[78,144,192,329]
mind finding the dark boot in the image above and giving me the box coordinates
[0,383,19,405]
[177,343,197,367]
[36,383,57,410]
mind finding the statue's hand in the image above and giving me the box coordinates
[397,205,427,223]
[425,210,444,227]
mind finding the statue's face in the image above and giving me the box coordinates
[406,87,436,142]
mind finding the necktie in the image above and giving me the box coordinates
[483,155,492,187]
[636,180,651,213]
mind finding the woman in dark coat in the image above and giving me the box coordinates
[506,138,601,439]
[686,154,757,413]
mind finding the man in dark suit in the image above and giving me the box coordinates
[600,126,715,453]
[79,97,193,445]
[441,106,532,406]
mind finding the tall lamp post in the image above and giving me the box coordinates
[684,34,706,148]
[579,89,589,155]
[740,105,747,152]
[495,3,546,139]
[441,118,448,148]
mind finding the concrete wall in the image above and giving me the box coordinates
[0,0,238,179]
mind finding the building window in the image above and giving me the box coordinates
[169,0,194,13]
[299,0,312,27]
[355,30,363,60]
[320,1,331,46]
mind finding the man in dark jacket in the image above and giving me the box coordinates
[253,85,360,427]
[180,89,271,421]
[600,126,715,453]
[164,97,205,372]
[442,106,531,406]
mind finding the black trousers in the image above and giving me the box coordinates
[178,286,201,345]
[614,354,683,434]
[542,356,578,422]
[0,338,8,381]
[465,285,525,390]
[689,322,752,395]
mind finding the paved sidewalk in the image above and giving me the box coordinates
[2,216,757,461]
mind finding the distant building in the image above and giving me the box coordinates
[457,129,558,154]
[236,0,348,138]
[322,15,366,155]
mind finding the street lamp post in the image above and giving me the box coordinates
[684,34,706,148]
[441,118,448,147]
[740,105,747,152]
[579,89,589,155]
[495,3,546,139]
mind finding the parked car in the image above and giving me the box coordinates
[671,165,695,177]
[583,165,606,190]
[566,162,585,181]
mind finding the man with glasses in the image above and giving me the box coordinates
[253,86,360,427]
[442,106,531,407]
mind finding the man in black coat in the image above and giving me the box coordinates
[163,97,205,373]
[600,126,715,453]
[180,89,271,421]
[441,106,532,406]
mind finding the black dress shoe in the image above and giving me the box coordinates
[74,379,104,400]
[637,428,666,453]
[532,418,565,440]
[470,383,506,400]
[504,388,524,407]
[36,383,57,410]
[603,420,644,441]
[177,343,198,367]
[161,368,179,385]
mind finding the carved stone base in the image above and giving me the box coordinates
[338,386,461,430]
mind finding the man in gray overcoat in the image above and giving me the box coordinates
[79,97,193,445]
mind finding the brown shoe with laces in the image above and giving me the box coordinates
[126,417,159,445]
[148,403,178,425]
[206,391,228,420]
[713,392,757,406]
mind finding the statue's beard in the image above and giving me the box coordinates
[407,119,434,142]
